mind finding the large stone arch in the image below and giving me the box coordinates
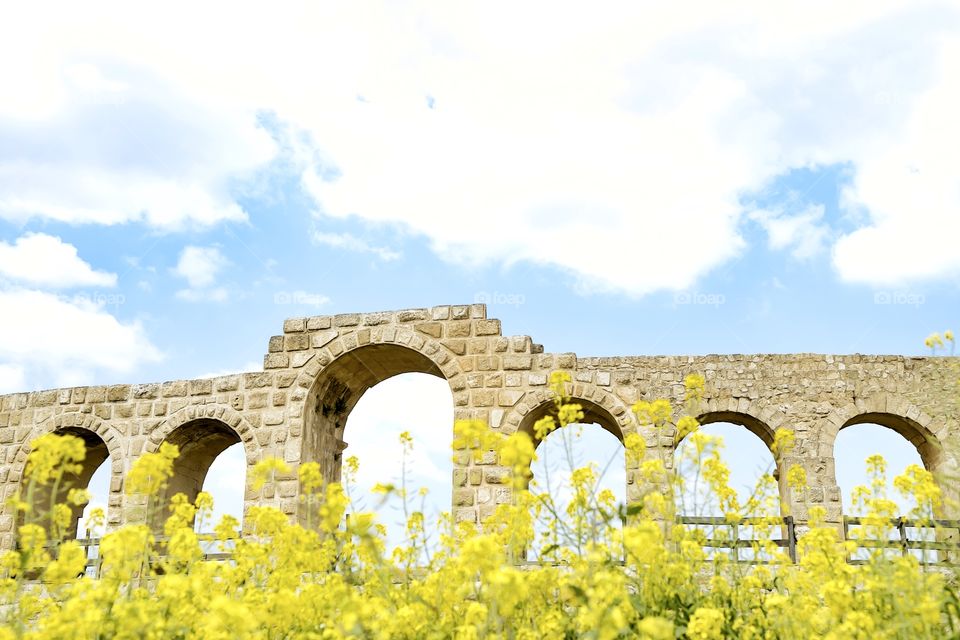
[506,386,631,503]
[511,388,627,502]
[819,395,947,473]
[147,403,258,461]
[12,413,124,539]
[507,383,632,442]
[146,404,258,530]
[684,404,788,517]
[696,398,787,450]
[819,395,958,519]
[513,390,628,445]
[300,336,464,484]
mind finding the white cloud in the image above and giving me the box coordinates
[173,246,228,288]
[832,39,960,286]
[0,363,25,394]
[311,231,400,261]
[0,288,162,389]
[0,232,117,288]
[172,245,230,302]
[750,205,830,259]
[1,2,959,292]
[0,57,274,229]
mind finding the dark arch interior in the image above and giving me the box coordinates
[153,418,241,530]
[23,427,110,540]
[304,344,447,483]
[519,397,624,447]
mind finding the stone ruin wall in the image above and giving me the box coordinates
[0,303,957,549]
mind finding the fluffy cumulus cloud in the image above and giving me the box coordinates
[0,233,158,391]
[749,205,831,260]
[311,231,401,262]
[1,2,959,292]
[0,289,162,389]
[0,233,117,287]
[172,245,230,302]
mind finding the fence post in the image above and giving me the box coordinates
[785,515,797,564]
[898,517,908,558]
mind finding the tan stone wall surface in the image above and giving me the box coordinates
[1,303,957,549]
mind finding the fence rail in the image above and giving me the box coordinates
[49,535,233,580]
[677,515,798,564]
[842,516,960,566]
[25,516,960,579]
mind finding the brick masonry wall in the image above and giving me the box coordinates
[1,303,957,549]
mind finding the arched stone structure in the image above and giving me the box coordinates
[143,405,259,530]
[147,403,258,460]
[301,341,460,485]
[513,394,625,499]
[514,391,628,444]
[692,407,789,513]
[0,304,956,550]
[819,394,957,519]
[677,409,787,520]
[10,413,125,540]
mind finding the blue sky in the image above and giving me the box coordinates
[2,2,958,539]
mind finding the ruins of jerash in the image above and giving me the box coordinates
[2,303,957,550]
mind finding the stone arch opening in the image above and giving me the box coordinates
[346,372,455,552]
[151,418,242,531]
[839,412,942,473]
[520,397,625,560]
[675,412,782,517]
[518,396,624,447]
[21,427,110,541]
[833,413,942,517]
[697,411,775,451]
[303,343,450,485]
[832,412,949,561]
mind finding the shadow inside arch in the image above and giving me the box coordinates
[19,426,112,540]
[150,418,242,531]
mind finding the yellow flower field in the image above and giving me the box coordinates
[2,372,957,639]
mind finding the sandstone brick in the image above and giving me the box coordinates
[502,355,532,370]
[442,339,466,355]
[397,309,428,322]
[285,333,310,351]
[264,353,289,369]
[447,321,471,338]
[311,330,338,349]
[415,322,443,338]
[475,319,501,336]
[107,385,131,402]
[306,315,332,330]
[333,313,360,327]
[283,317,306,333]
